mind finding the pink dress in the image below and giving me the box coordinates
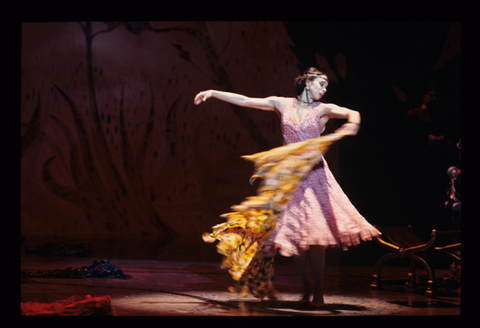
[269,98,380,256]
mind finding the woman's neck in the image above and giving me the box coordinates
[297,92,318,106]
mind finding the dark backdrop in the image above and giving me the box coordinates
[20,21,461,261]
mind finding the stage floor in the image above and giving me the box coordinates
[20,252,461,317]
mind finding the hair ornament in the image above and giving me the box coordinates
[305,73,329,81]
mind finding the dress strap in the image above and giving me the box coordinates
[281,98,295,124]
[286,97,296,114]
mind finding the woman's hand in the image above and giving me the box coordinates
[194,90,213,105]
[334,122,360,136]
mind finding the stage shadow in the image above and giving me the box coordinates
[226,299,370,315]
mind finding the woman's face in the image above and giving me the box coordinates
[306,76,329,101]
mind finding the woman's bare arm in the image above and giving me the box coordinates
[323,103,361,135]
[194,90,286,116]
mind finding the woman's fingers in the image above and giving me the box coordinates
[194,91,209,105]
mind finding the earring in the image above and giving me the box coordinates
[305,86,310,90]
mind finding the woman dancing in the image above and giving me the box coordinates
[194,67,379,308]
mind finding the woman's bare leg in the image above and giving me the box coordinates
[309,245,326,307]
[294,249,311,304]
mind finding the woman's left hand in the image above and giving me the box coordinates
[334,122,360,136]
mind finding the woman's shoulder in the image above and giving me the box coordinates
[269,96,295,111]
[266,96,294,104]
[316,101,337,113]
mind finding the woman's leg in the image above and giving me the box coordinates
[294,249,311,304]
[309,245,326,307]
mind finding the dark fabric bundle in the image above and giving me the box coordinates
[21,260,133,279]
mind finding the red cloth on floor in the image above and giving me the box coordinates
[21,295,117,316]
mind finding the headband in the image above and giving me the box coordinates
[305,73,329,82]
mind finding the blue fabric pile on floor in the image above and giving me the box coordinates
[21,260,133,279]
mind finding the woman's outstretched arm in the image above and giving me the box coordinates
[194,90,285,116]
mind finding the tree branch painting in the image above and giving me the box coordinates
[21,22,299,250]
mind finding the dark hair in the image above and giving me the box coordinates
[294,68,329,95]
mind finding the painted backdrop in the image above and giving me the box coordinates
[21,22,333,258]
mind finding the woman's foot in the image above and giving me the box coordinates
[311,294,325,309]
[266,291,278,301]
[311,301,325,309]
[299,294,310,305]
